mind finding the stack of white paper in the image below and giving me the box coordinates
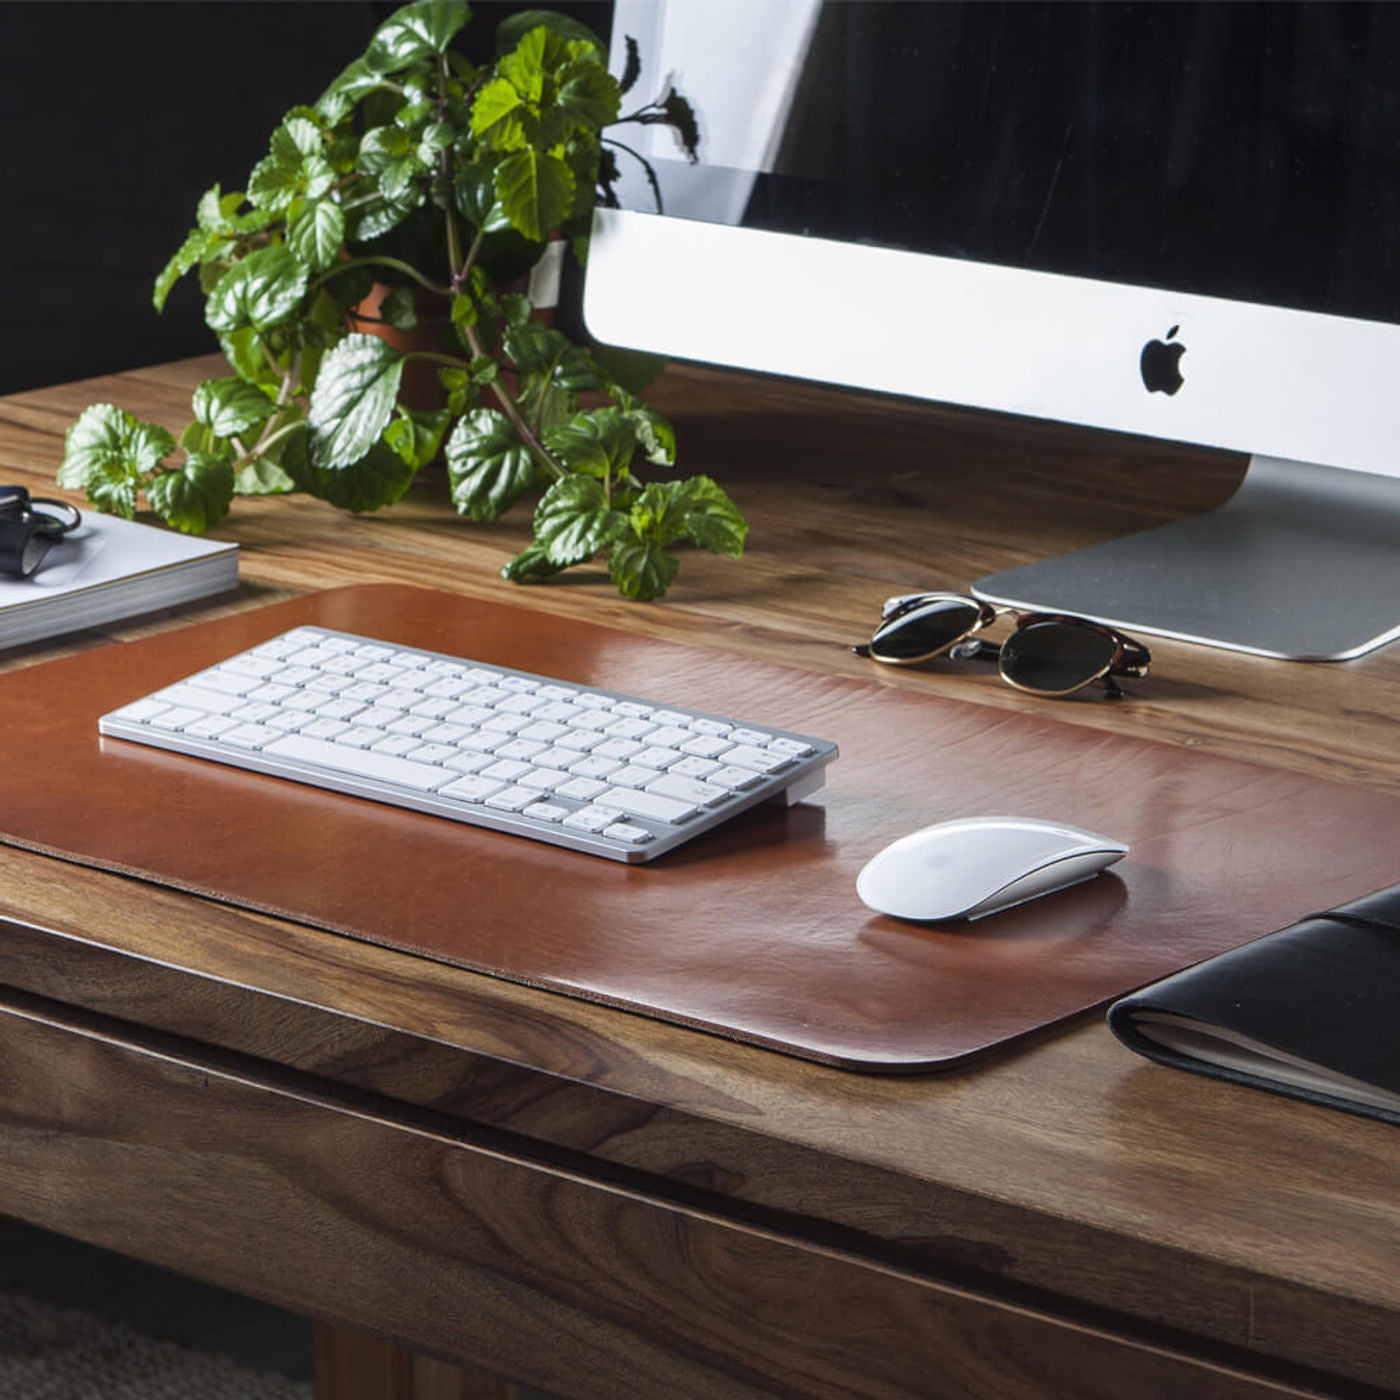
[0,512,238,649]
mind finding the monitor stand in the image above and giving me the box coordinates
[973,456,1400,661]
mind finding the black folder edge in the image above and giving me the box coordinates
[1107,883,1400,1127]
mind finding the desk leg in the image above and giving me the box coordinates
[314,1322,520,1400]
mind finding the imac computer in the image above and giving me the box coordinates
[583,0,1400,660]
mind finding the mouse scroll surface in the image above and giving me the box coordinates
[855,816,1128,923]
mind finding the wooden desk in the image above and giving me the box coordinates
[1,356,1396,1400]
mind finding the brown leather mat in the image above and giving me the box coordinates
[3,584,1397,1070]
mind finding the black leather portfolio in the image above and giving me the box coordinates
[1108,884,1400,1125]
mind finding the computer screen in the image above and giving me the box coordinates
[583,0,1400,659]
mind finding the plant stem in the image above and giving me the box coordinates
[310,255,451,299]
[461,320,564,481]
[234,418,305,470]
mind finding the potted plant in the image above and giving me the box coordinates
[57,1,744,601]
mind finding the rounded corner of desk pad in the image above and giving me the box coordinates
[2,582,1398,1073]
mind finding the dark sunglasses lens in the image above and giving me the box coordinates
[1000,620,1117,693]
[868,598,982,662]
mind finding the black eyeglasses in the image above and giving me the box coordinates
[853,592,1151,699]
[0,486,81,579]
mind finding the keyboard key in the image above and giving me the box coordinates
[481,758,533,783]
[224,723,279,749]
[110,698,170,724]
[679,735,732,759]
[720,744,793,773]
[438,773,505,803]
[647,772,732,808]
[729,727,772,746]
[608,765,656,789]
[556,776,607,802]
[152,706,205,730]
[689,718,732,737]
[603,821,653,844]
[562,806,613,832]
[303,717,351,740]
[153,683,244,716]
[632,745,682,770]
[524,801,569,822]
[406,743,458,765]
[185,715,238,739]
[707,764,766,791]
[569,754,623,780]
[372,733,422,755]
[670,755,720,780]
[770,737,816,756]
[485,785,536,812]
[593,786,697,823]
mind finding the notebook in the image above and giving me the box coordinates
[1108,884,1400,1124]
[0,511,238,648]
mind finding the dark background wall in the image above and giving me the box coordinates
[0,0,610,396]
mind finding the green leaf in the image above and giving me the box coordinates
[499,25,555,102]
[287,198,346,271]
[290,435,418,513]
[623,406,676,466]
[59,405,175,520]
[533,474,626,565]
[500,541,566,583]
[443,408,541,521]
[499,292,532,327]
[307,333,406,469]
[674,475,746,556]
[384,407,450,468]
[380,285,418,331]
[494,10,606,60]
[281,115,324,157]
[346,184,422,240]
[146,453,235,534]
[234,456,298,496]
[544,407,636,479]
[191,377,275,438]
[555,56,620,131]
[471,76,529,148]
[452,159,502,227]
[365,1,470,73]
[553,345,611,394]
[494,145,574,241]
[504,319,570,375]
[153,228,216,312]
[206,246,309,334]
[218,327,278,389]
[608,537,680,600]
[317,57,394,124]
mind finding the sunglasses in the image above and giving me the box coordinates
[853,593,1151,699]
[0,485,81,579]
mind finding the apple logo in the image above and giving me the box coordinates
[1140,325,1186,395]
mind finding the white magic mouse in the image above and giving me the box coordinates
[856,816,1128,922]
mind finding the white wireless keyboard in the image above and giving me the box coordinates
[99,626,839,862]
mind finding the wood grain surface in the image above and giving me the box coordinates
[2,358,1398,1397]
[0,991,1345,1400]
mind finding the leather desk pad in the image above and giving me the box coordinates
[3,583,1398,1071]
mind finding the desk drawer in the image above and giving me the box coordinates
[0,991,1340,1400]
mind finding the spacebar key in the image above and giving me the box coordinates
[263,734,451,791]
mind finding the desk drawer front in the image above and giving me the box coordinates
[0,993,1336,1400]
